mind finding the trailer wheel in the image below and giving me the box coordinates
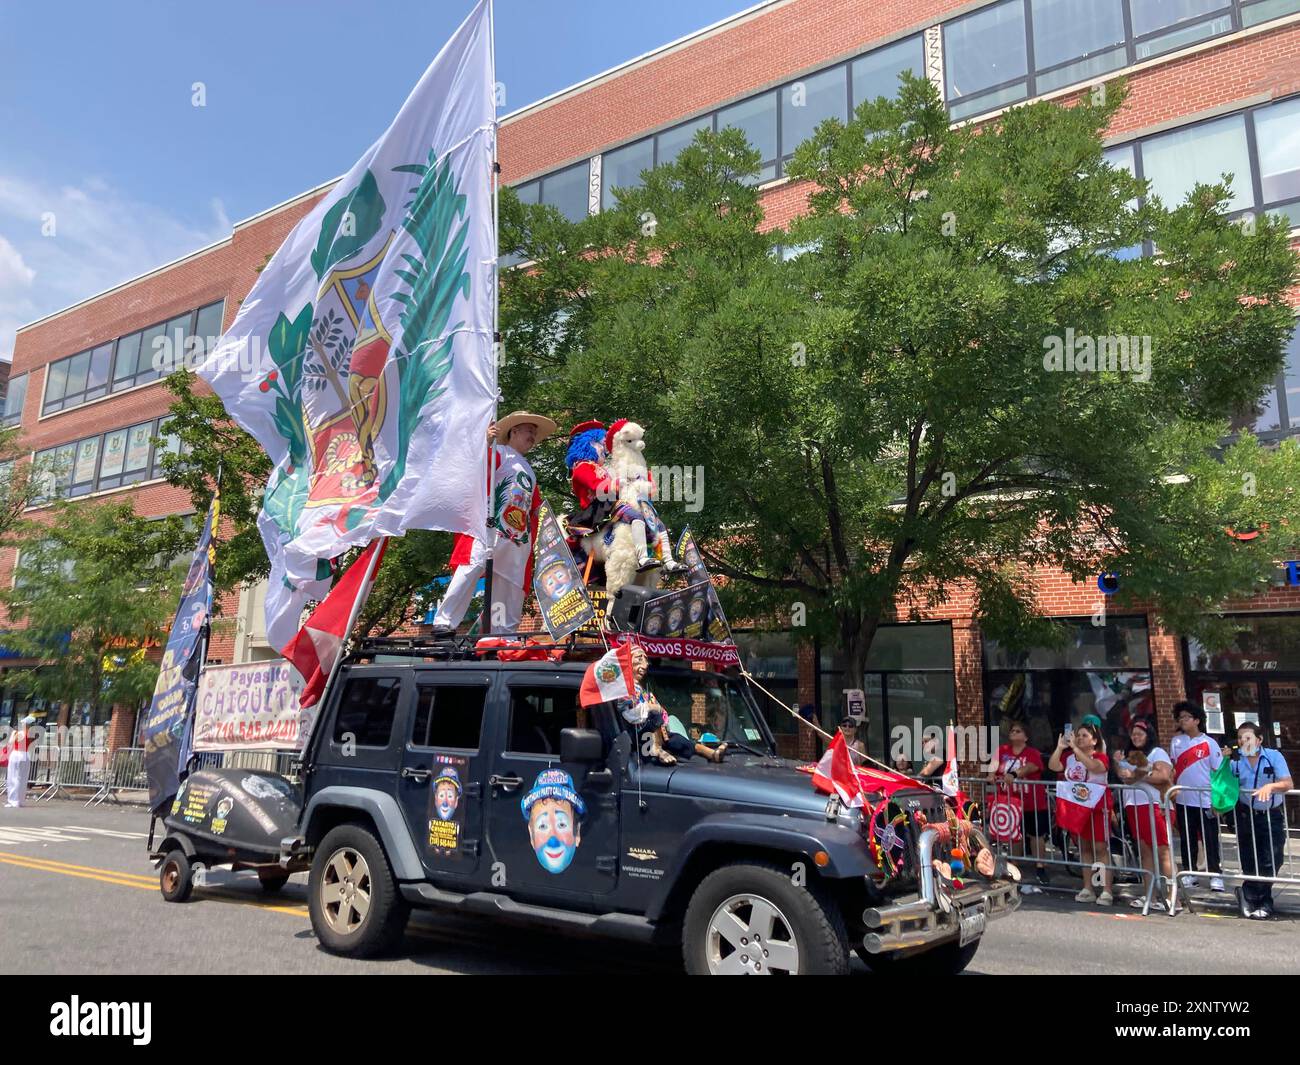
[308,824,409,958]
[258,869,291,894]
[159,851,193,903]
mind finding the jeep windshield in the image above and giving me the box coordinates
[640,669,775,754]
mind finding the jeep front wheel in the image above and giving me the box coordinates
[308,824,409,958]
[682,861,849,975]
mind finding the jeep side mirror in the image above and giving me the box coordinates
[560,727,605,764]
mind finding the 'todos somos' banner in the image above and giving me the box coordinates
[193,662,310,752]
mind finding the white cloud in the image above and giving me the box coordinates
[0,174,228,362]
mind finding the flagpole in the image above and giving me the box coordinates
[483,0,499,636]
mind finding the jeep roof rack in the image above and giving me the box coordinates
[348,630,613,664]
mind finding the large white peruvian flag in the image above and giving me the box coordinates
[198,0,497,652]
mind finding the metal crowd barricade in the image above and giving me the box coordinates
[960,776,1169,914]
[1163,784,1299,914]
[27,745,111,802]
[86,746,149,806]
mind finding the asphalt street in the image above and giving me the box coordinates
[1,799,1296,975]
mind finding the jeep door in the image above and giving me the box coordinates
[393,669,493,883]
[482,674,620,904]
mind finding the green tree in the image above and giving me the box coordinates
[502,76,1300,689]
[0,500,189,722]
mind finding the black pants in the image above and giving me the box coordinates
[1175,804,1222,874]
[1235,805,1286,910]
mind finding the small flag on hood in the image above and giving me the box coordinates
[579,643,637,708]
[942,725,967,809]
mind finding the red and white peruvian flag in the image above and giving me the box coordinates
[942,726,968,809]
[282,539,387,709]
[1054,777,1108,835]
[813,732,867,808]
[579,644,637,708]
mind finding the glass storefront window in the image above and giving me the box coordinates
[1187,615,1300,673]
[984,615,1151,671]
[733,631,801,739]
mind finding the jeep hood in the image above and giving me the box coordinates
[663,756,833,816]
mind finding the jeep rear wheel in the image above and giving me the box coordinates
[308,824,409,958]
[682,861,849,975]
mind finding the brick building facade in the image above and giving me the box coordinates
[5,0,1300,765]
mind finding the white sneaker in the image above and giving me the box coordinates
[1097,890,1114,906]
[1075,888,1096,903]
[1178,875,1197,890]
[1210,877,1226,893]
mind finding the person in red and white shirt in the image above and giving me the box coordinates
[1049,722,1114,905]
[986,720,1050,886]
[431,412,554,635]
[1168,700,1226,893]
[1115,718,1174,911]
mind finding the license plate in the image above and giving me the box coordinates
[958,902,986,947]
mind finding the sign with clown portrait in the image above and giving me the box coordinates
[426,754,469,857]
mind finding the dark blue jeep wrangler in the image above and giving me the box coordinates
[282,649,1020,974]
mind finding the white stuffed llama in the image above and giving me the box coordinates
[582,419,685,595]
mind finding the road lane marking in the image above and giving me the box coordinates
[65,825,150,839]
[0,852,308,916]
[0,827,92,844]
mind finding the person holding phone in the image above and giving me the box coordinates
[1049,722,1113,905]
[1115,719,1174,910]
[1227,722,1293,919]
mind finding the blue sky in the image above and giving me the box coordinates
[0,0,752,361]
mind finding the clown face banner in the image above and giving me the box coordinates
[532,498,596,641]
[521,768,586,874]
[197,0,497,653]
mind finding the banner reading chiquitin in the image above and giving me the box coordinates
[193,661,310,752]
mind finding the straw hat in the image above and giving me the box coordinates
[495,410,557,444]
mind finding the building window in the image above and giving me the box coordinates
[718,91,778,184]
[983,615,1153,758]
[1242,0,1300,25]
[41,300,224,416]
[655,115,713,167]
[2,372,27,427]
[1030,0,1128,94]
[780,65,848,165]
[820,623,955,762]
[601,137,654,210]
[1239,322,1300,436]
[1140,113,1253,213]
[850,35,924,108]
[732,631,802,748]
[30,415,187,505]
[944,0,1029,121]
[1129,0,1233,61]
[1254,96,1300,228]
[539,162,589,222]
